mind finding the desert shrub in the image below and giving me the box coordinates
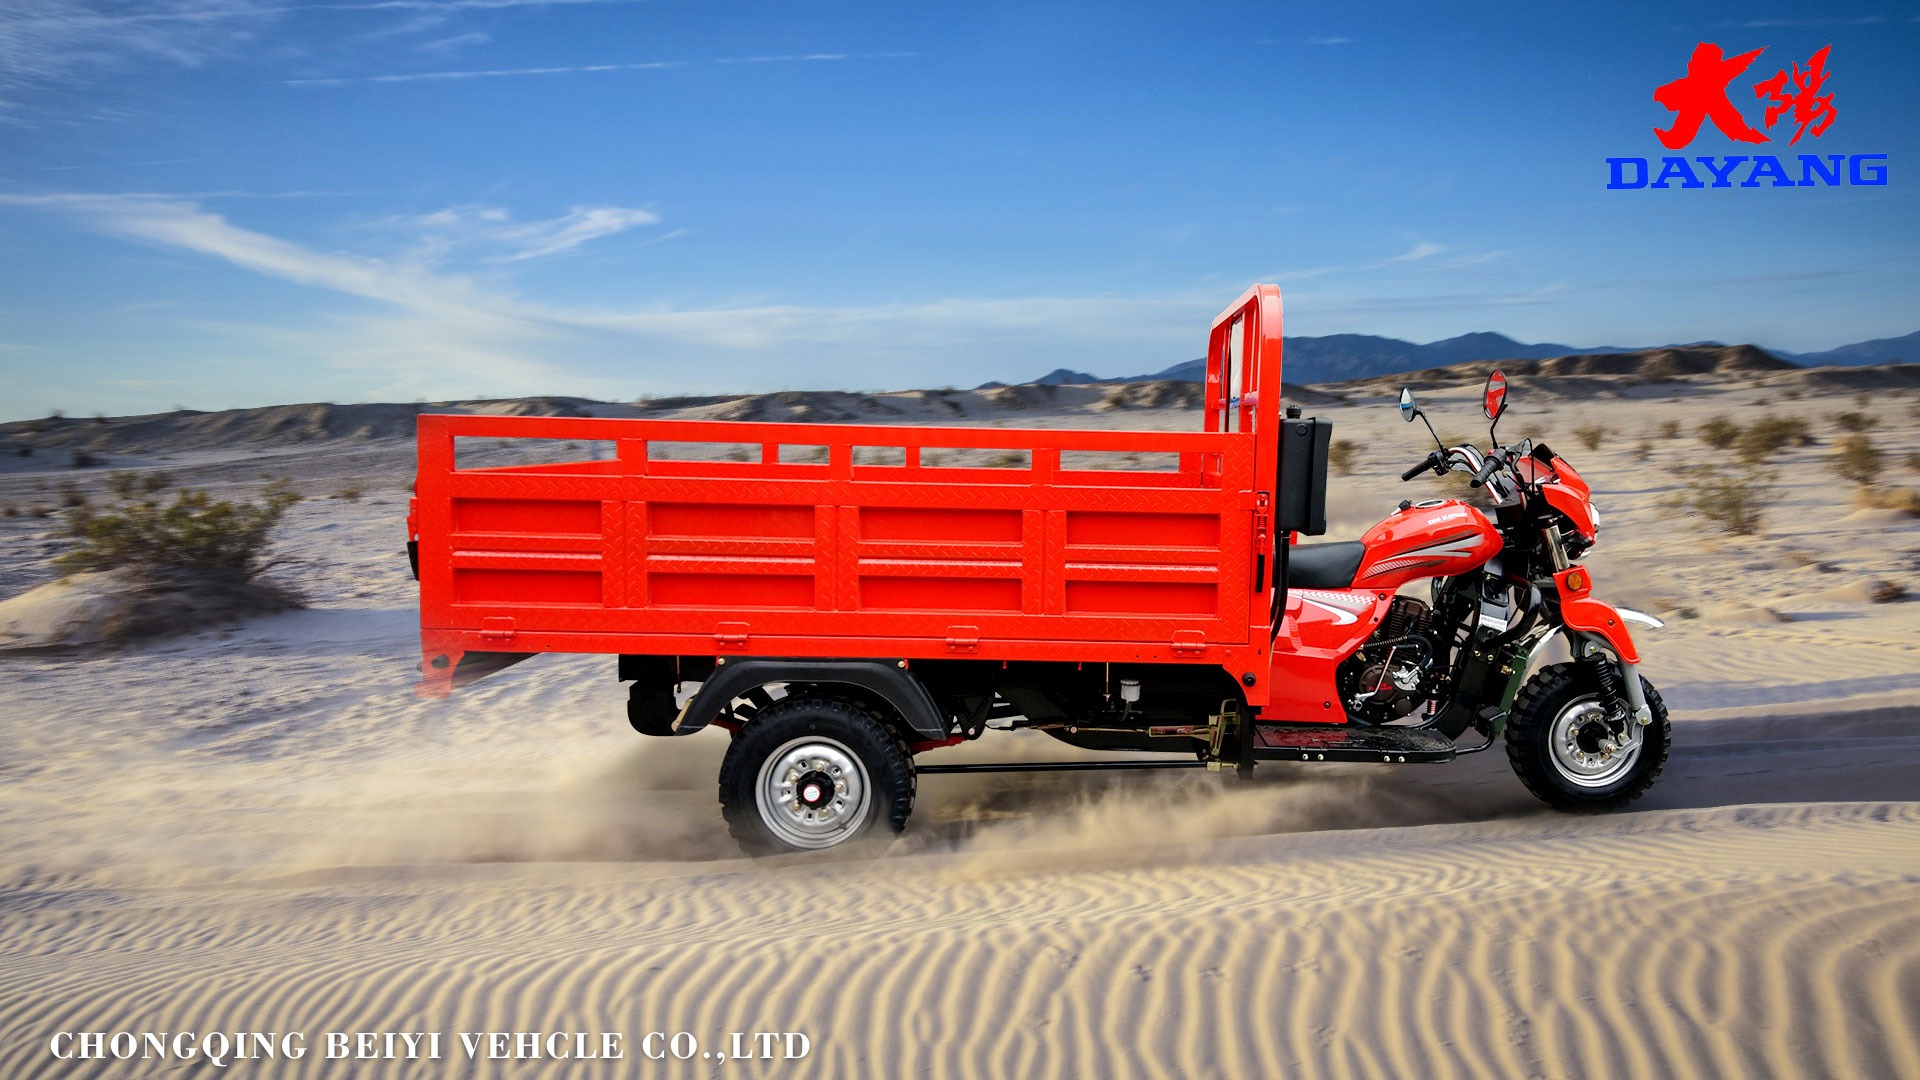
[1573,424,1607,452]
[1829,434,1883,486]
[1852,486,1920,516]
[55,474,301,579]
[1667,465,1773,535]
[1831,410,1879,433]
[69,450,101,469]
[1733,416,1812,463]
[1632,439,1652,462]
[1328,439,1359,476]
[15,444,30,458]
[1657,420,1681,439]
[1906,451,1920,473]
[57,480,87,508]
[2,504,15,518]
[110,472,172,497]
[1697,416,1740,450]
[331,484,364,502]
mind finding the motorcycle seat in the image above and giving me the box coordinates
[1287,541,1366,589]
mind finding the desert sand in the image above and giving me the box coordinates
[2,361,1919,1078]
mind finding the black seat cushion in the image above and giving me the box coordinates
[1287,541,1366,589]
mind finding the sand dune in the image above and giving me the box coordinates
[2,367,1918,1077]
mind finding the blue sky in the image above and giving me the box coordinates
[1,1,1916,417]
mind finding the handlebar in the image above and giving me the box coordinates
[1401,452,1441,482]
[1470,448,1508,488]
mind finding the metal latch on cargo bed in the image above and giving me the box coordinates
[714,622,751,648]
[945,626,980,653]
[478,617,517,642]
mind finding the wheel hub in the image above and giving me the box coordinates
[755,738,871,849]
[1548,698,1643,788]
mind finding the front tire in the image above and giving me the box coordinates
[1506,662,1669,813]
[717,697,914,854]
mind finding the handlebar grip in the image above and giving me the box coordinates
[1401,455,1434,482]
[1470,450,1506,488]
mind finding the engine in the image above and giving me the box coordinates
[1336,596,1442,725]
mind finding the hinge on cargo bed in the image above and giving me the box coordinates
[945,626,980,653]
[478,616,517,642]
[1171,630,1206,657]
[714,622,750,649]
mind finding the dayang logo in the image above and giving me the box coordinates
[1608,42,1887,189]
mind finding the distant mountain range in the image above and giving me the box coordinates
[991,329,1920,388]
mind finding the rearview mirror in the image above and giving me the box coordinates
[1399,387,1416,421]
[1483,370,1508,420]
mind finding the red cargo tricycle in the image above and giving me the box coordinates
[410,285,1668,852]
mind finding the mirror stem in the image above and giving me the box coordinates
[1415,409,1444,451]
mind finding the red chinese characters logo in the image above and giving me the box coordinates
[1653,42,1837,150]
[1755,44,1836,146]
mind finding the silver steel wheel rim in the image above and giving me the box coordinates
[755,737,871,849]
[1548,697,1643,789]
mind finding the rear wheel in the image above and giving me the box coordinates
[717,697,914,854]
[1506,662,1669,813]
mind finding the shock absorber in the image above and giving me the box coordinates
[1582,643,1629,724]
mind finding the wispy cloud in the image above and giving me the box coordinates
[0,192,499,315]
[368,202,662,261]
[0,0,284,91]
[286,60,675,84]
[287,50,913,85]
[0,0,646,98]
[415,29,487,52]
[1719,16,1891,28]
[1305,36,1356,45]
[1265,240,1448,283]
[0,191,1226,402]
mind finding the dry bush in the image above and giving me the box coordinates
[56,472,301,580]
[1906,451,1920,473]
[1665,465,1773,535]
[1657,419,1682,439]
[1328,439,1359,476]
[1733,416,1812,463]
[1829,434,1883,486]
[331,484,365,502]
[1573,423,1608,452]
[1831,410,1879,433]
[1852,486,1920,516]
[1697,416,1740,450]
[1633,439,1652,462]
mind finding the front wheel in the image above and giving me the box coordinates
[1506,662,1669,813]
[717,697,914,854]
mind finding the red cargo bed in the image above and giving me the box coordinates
[413,285,1285,701]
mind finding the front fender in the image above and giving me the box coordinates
[1552,566,1640,664]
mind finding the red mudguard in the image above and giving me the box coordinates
[1553,566,1639,664]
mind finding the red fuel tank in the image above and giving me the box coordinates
[1352,499,1501,590]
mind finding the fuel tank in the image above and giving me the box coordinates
[1352,498,1501,590]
